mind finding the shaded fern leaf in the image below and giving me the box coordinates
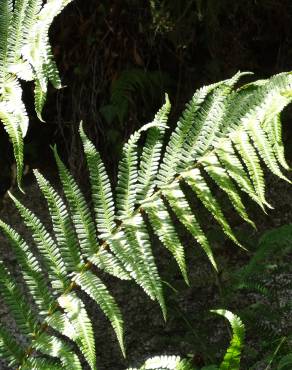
[277,354,292,370]
[0,325,25,367]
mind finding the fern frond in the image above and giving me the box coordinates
[57,292,96,370]
[74,270,125,356]
[0,77,27,189]
[211,310,245,370]
[1,71,291,369]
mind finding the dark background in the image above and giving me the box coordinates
[0,2,292,369]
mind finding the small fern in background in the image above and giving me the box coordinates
[0,71,291,368]
[0,0,72,188]
[127,310,245,370]
[227,224,292,369]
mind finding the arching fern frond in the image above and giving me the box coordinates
[0,0,72,187]
[0,72,291,368]
[211,310,245,370]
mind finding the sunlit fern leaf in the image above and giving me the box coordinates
[162,179,217,270]
[34,77,47,122]
[215,139,265,210]
[89,248,131,281]
[0,0,11,86]
[142,194,188,284]
[34,169,83,272]
[22,0,72,119]
[7,0,30,63]
[33,332,82,370]
[116,124,149,219]
[211,310,245,370]
[157,80,224,186]
[0,325,25,367]
[8,192,68,289]
[21,357,63,370]
[231,130,270,209]
[73,270,125,356]
[53,146,98,257]
[137,94,171,201]
[124,212,166,319]
[246,118,290,182]
[182,168,243,248]
[80,123,116,238]
[46,310,78,342]
[127,355,195,370]
[200,152,256,228]
[58,292,96,370]
[263,113,290,170]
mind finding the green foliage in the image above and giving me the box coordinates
[0,71,291,368]
[0,0,72,188]
[227,224,292,368]
[128,310,245,370]
[100,68,171,125]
